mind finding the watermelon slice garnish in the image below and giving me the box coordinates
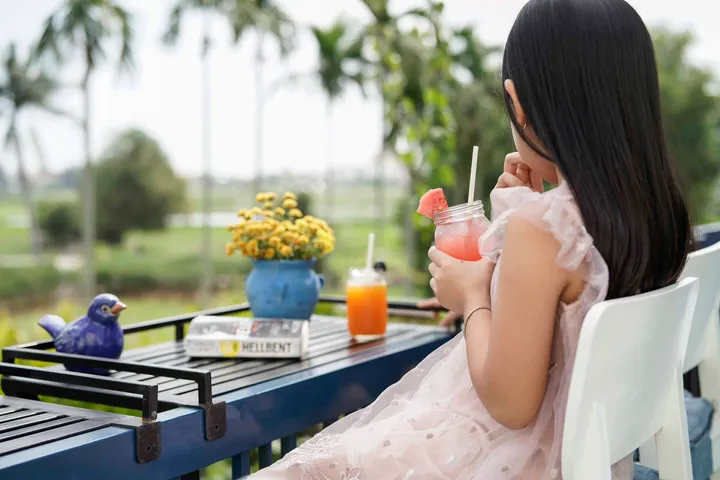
[417,188,449,219]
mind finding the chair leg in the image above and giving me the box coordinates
[656,368,693,480]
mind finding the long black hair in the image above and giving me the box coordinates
[502,0,692,299]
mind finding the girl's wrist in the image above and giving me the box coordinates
[464,291,491,317]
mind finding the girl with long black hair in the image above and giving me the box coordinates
[253,0,692,478]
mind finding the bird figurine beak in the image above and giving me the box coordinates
[110,302,127,315]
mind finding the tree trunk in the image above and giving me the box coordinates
[375,81,386,245]
[404,179,417,296]
[81,57,96,299]
[198,22,214,309]
[252,32,265,200]
[9,121,42,259]
[325,102,334,222]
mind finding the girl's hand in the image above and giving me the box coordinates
[428,247,495,315]
[416,297,463,327]
[495,152,544,192]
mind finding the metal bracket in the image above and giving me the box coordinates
[135,421,162,463]
[203,401,226,441]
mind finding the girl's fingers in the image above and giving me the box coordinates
[515,164,530,185]
[417,297,440,309]
[440,310,462,328]
[496,172,526,189]
[499,152,544,192]
[529,169,545,193]
[503,152,523,174]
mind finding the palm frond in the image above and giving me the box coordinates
[228,0,295,54]
[34,0,136,75]
[111,3,135,73]
[162,4,184,45]
[35,16,63,63]
[308,21,369,101]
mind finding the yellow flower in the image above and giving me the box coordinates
[256,193,267,203]
[246,239,260,256]
[263,202,274,210]
[275,207,286,216]
[282,198,298,210]
[232,231,243,242]
[236,209,246,218]
[266,192,277,201]
[263,248,276,260]
[268,236,282,247]
[288,208,303,218]
[272,225,286,236]
[262,210,275,218]
[295,219,308,229]
[244,211,253,220]
[250,207,262,215]
[226,243,236,256]
[226,224,235,232]
[235,239,247,249]
[297,235,309,246]
[283,192,297,200]
[279,245,293,257]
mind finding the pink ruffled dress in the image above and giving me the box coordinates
[252,183,633,479]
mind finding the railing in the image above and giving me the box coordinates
[2,222,718,478]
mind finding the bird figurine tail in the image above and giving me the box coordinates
[38,314,66,339]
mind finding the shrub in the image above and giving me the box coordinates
[0,264,69,307]
[38,201,81,248]
[95,129,188,245]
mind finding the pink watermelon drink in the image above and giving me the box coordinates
[418,189,489,261]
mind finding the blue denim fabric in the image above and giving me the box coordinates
[632,390,714,480]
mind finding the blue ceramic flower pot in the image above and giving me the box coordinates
[245,259,325,320]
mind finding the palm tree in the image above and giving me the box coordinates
[358,0,443,243]
[225,0,294,199]
[0,43,71,259]
[310,22,365,220]
[35,0,134,298]
[163,0,293,307]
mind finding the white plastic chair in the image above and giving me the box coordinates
[638,241,720,474]
[682,242,720,478]
[562,277,699,480]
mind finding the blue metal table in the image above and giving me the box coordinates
[0,298,452,480]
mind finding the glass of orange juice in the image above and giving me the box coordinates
[434,200,490,261]
[346,267,388,341]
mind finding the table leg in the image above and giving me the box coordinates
[232,451,251,478]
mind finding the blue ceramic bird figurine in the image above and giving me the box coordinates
[38,293,126,375]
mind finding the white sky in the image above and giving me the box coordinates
[0,0,717,180]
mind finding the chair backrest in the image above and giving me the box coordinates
[562,277,699,480]
[681,240,720,371]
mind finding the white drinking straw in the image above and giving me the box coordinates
[365,232,375,271]
[468,145,479,204]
